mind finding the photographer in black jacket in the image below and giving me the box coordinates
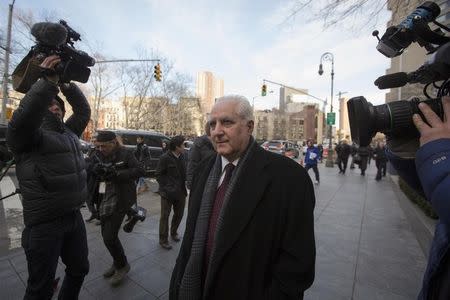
[7,55,91,299]
[93,131,144,286]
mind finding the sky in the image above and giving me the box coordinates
[1,0,392,113]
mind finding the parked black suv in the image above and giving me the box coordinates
[98,129,170,175]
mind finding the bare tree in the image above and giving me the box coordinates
[89,51,120,130]
[118,48,193,130]
[282,0,411,30]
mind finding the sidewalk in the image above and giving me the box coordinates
[0,163,428,299]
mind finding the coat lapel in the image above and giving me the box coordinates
[204,146,271,295]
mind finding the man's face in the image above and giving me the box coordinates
[137,137,143,144]
[209,101,253,161]
[48,99,63,120]
[175,143,185,155]
[96,140,117,157]
[307,141,313,147]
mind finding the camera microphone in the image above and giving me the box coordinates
[31,22,68,47]
[374,72,409,89]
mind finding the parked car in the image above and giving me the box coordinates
[97,129,170,175]
[265,140,299,158]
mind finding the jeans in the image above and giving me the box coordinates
[159,196,186,243]
[101,211,128,269]
[22,210,89,300]
[305,164,320,182]
[337,157,349,173]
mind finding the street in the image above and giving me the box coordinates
[0,162,430,300]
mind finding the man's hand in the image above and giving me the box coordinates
[39,55,61,84]
[413,96,450,146]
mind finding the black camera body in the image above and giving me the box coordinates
[123,206,147,233]
[31,20,95,83]
[348,1,450,146]
[94,161,125,181]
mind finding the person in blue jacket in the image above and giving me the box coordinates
[304,139,321,184]
[388,96,450,300]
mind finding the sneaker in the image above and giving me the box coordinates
[160,241,172,250]
[110,263,130,287]
[103,265,116,278]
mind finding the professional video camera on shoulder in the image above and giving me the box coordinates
[12,20,95,93]
[347,1,450,147]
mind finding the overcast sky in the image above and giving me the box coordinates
[1,0,392,111]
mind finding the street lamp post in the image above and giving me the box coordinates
[318,52,335,168]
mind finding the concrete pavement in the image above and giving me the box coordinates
[0,162,430,299]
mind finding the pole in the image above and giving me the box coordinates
[318,52,335,168]
[1,1,14,124]
[326,59,334,167]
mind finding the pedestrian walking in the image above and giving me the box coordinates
[134,135,151,194]
[373,142,387,181]
[156,135,187,250]
[305,140,321,184]
[335,139,352,174]
[358,146,371,176]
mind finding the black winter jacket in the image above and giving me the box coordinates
[156,151,187,202]
[7,79,91,226]
[186,135,215,189]
[335,143,351,159]
[96,147,144,212]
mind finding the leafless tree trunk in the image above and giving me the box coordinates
[88,50,121,130]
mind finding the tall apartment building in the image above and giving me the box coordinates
[196,71,224,114]
[385,0,450,103]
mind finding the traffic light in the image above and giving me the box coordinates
[154,63,162,81]
[261,84,267,96]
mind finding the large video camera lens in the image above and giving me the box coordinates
[347,96,444,146]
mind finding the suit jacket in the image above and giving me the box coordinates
[170,144,316,300]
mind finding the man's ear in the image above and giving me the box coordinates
[247,120,254,132]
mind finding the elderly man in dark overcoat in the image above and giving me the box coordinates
[170,95,316,300]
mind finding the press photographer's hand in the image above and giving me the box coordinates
[413,96,450,146]
[39,55,61,84]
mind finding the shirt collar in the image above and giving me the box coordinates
[221,156,239,173]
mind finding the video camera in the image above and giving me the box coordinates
[12,20,95,93]
[347,1,450,146]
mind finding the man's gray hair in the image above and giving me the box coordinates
[215,95,254,121]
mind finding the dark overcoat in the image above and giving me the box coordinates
[170,144,316,300]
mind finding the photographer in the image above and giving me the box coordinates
[413,97,450,299]
[386,97,450,299]
[93,131,144,287]
[6,55,91,299]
